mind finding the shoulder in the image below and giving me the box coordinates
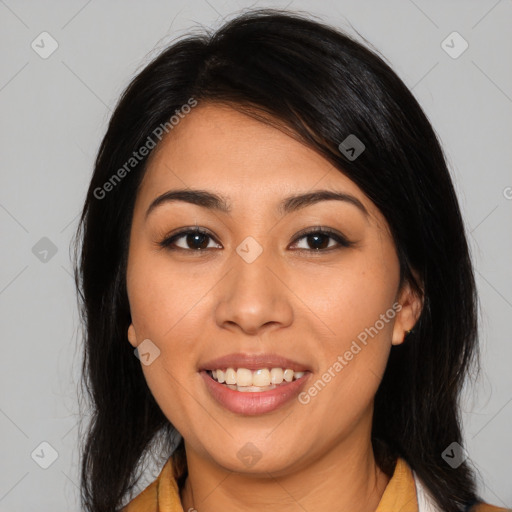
[119,456,178,512]
[471,503,511,512]
[119,478,159,512]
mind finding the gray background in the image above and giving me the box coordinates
[1,0,511,510]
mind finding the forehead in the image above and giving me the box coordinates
[137,103,383,225]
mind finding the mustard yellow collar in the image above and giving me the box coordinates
[121,455,506,512]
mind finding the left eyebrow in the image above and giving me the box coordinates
[144,188,369,220]
[278,190,369,218]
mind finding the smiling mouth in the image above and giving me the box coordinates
[206,367,307,392]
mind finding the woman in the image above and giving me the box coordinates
[73,9,509,512]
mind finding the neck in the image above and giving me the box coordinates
[179,432,390,512]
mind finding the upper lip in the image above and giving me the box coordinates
[199,353,311,372]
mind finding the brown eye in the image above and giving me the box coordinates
[299,232,334,250]
[159,227,221,251]
[290,227,354,252]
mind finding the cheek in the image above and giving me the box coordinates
[139,362,205,453]
[127,254,199,403]
[127,246,206,343]
[301,248,398,403]
[131,288,203,439]
[304,252,398,342]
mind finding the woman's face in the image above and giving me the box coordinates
[126,102,421,474]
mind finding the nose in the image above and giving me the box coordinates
[214,243,294,336]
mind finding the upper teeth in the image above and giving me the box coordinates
[211,368,305,387]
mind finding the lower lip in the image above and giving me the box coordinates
[200,371,311,415]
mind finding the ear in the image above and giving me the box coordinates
[391,274,423,346]
[127,322,138,348]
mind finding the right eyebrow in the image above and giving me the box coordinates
[145,189,231,220]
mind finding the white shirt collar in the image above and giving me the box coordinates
[413,470,443,512]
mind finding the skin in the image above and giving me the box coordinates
[126,102,423,512]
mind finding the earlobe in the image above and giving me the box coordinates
[391,279,423,346]
[127,323,138,347]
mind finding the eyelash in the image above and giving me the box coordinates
[157,226,355,254]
